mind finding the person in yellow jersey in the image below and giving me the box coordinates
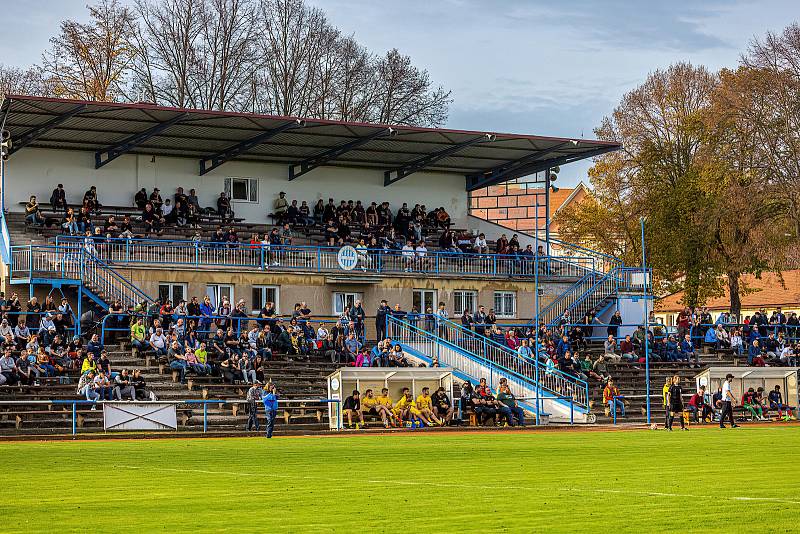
[375,387,398,427]
[411,387,443,427]
[662,376,672,430]
[393,387,414,423]
[361,389,389,428]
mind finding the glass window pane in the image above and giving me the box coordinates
[232,178,248,200]
[173,285,185,303]
[158,284,170,303]
[252,288,263,311]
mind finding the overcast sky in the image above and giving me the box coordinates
[1,0,797,186]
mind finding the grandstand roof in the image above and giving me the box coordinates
[1,94,620,190]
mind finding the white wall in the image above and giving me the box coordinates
[467,215,544,249]
[5,148,469,225]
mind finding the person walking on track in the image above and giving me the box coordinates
[262,382,279,438]
[719,373,739,429]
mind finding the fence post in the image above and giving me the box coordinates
[570,396,574,425]
[612,397,617,425]
[72,401,77,436]
[317,247,321,272]
[194,241,199,267]
[203,402,208,433]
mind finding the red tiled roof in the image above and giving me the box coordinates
[657,270,800,312]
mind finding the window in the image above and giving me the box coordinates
[207,284,234,306]
[333,292,362,315]
[453,290,478,316]
[252,285,279,314]
[224,177,258,203]
[494,291,517,318]
[158,283,186,304]
[413,289,437,314]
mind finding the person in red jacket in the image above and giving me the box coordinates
[688,385,713,423]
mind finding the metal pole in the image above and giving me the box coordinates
[641,217,651,425]
[71,401,77,436]
[203,402,208,433]
[570,396,574,425]
[544,169,551,255]
[534,243,540,426]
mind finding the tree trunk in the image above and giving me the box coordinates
[727,271,741,321]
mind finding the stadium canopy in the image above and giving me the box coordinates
[1,94,620,191]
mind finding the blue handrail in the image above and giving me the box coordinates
[51,235,597,280]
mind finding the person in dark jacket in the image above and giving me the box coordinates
[375,300,390,342]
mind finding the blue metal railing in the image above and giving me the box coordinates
[52,236,598,280]
[388,314,589,411]
[10,244,155,310]
[0,213,11,265]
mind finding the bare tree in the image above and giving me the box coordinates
[254,0,330,117]
[193,0,261,110]
[332,36,378,122]
[373,49,451,126]
[741,23,800,236]
[132,0,206,107]
[41,0,137,101]
[0,65,54,97]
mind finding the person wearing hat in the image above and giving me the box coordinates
[246,380,264,432]
[274,191,289,224]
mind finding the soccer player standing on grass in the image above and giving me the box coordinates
[262,382,278,438]
[666,375,686,431]
[719,373,739,429]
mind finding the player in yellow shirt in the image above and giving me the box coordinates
[361,388,391,428]
[374,387,397,427]
[411,387,442,427]
[393,387,414,422]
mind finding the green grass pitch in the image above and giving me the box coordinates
[2,426,799,533]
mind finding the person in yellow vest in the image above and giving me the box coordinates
[393,387,414,423]
[376,387,398,426]
[662,376,672,429]
[411,386,443,427]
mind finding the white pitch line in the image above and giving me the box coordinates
[124,465,800,506]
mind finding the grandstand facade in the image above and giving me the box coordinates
[0,94,668,434]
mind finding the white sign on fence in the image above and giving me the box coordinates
[103,402,178,431]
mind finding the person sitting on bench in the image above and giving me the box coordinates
[342,389,364,428]
[688,385,713,423]
[50,184,67,212]
[25,195,45,226]
[768,385,796,420]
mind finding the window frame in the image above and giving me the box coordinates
[453,290,478,317]
[412,289,438,315]
[251,285,280,315]
[224,177,258,203]
[158,282,187,304]
[333,292,363,315]
[493,290,517,318]
[206,284,235,307]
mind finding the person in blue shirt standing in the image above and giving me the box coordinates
[262,382,279,438]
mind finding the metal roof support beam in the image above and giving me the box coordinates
[465,140,573,191]
[9,104,86,155]
[289,128,396,181]
[465,145,619,191]
[199,119,305,176]
[95,113,189,169]
[383,134,495,186]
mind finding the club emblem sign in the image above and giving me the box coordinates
[337,245,358,271]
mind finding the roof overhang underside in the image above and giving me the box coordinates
[1,94,620,191]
